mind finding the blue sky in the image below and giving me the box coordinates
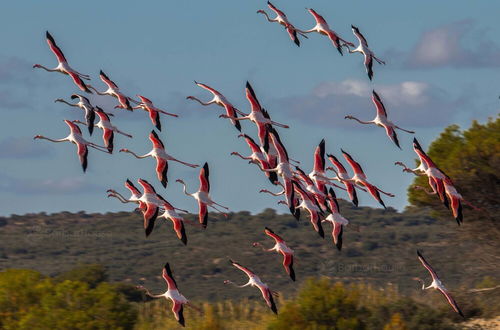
[0,0,498,216]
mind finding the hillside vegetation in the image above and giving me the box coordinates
[0,205,496,303]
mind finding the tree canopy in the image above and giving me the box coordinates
[407,117,499,226]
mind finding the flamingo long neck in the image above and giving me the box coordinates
[57,99,76,107]
[350,117,373,125]
[180,182,192,196]
[109,192,131,203]
[144,288,164,298]
[36,65,58,72]
[37,136,68,143]
[128,150,150,159]
[190,96,213,106]
[260,11,275,22]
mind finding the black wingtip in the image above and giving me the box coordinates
[235,120,242,132]
[46,31,53,40]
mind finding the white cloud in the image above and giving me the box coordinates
[273,79,470,127]
[404,20,500,69]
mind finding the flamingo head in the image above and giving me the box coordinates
[33,135,42,140]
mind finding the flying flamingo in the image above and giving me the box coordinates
[33,31,92,93]
[88,70,137,111]
[132,95,178,131]
[295,8,354,55]
[410,138,449,207]
[137,179,163,237]
[345,91,414,149]
[414,250,464,318]
[253,227,295,281]
[137,263,200,327]
[292,180,325,238]
[413,175,483,226]
[294,166,332,212]
[120,130,198,188]
[308,139,330,197]
[73,107,132,153]
[259,181,301,221]
[259,127,297,217]
[186,81,243,131]
[231,133,278,185]
[256,1,308,47]
[339,149,394,208]
[34,120,109,172]
[155,195,190,245]
[347,25,385,80]
[322,188,355,251]
[54,94,106,135]
[224,259,278,314]
[176,163,229,228]
[324,153,364,206]
[107,179,145,211]
[220,82,289,140]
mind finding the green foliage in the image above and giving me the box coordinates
[0,269,136,330]
[54,263,107,288]
[407,117,500,225]
[267,279,457,330]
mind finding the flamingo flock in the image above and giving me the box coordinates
[29,3,476,326]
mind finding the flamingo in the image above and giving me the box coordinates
[295,8,354,55]
[347,25,385,80]
[322,188,353,251]
[325,153,364,206]
[137,263,200,327]
[253,227,295,281]
[155,195,190,245]
[339,149,394,208]
[413,174,482,226]
[107,179,145,211]
[73,107,132,153]
[292,180,325,238]
[414,250,464,318]
[120,130,198,188]
[176,163,229,228]
[34,120,109,172]
[411,138,449,207]
[54,94,103,135]
[345,91,414,149]
[132,95,178,131]
[88,70,136,111]
[220,82,289,140]
[256,1,308,47]
[33,31,92,93]
[261,183,302,221]
[294,166,332,212]
[308,139,330,197]
[137,179,163,237]
[224,259,278,314]
[231,133,278,185]
[259,127,298,218]
[186,81,243,131]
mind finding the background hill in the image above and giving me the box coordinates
[0,204,495,303]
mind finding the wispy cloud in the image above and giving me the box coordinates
[0,136,54,159]
[403,20,500,69]
[272,79,470,127]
